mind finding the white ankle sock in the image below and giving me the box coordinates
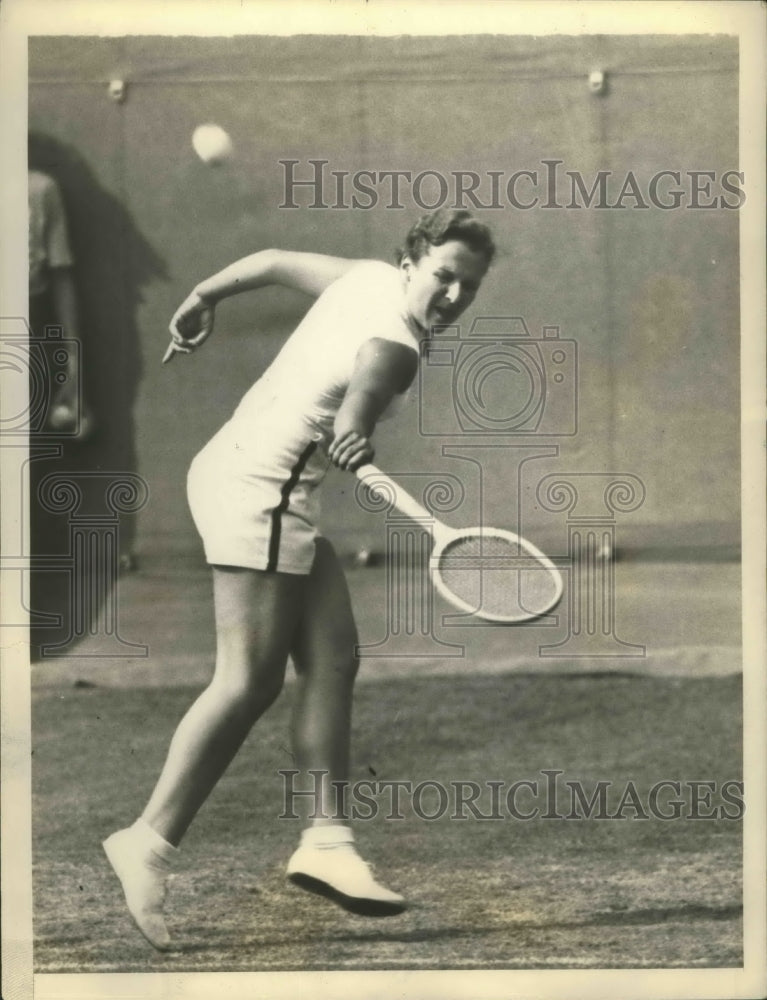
[133,817,180,864]
[300,824,354,848]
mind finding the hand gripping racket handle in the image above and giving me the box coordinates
[354,463,450,543]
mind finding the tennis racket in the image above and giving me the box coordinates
[355,464,563,623]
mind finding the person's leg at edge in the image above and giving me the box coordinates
[286,537,406,916]
[103,566,307,948]
[289,538,358,826]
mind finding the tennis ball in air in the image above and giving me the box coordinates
[191,124,234,166]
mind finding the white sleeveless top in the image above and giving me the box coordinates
[228,260,420,442]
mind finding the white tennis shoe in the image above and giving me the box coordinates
[286,826,406,917]
[102,820,177,951]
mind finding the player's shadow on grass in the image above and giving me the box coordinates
[296,902,744,947]
[177,922,481,956]
[325,902,742,943]
[573,902,742,927]
[176,901,743,956]
[383,903,742,939]
[99,903,742,966]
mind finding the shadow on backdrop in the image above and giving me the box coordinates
[27,131,166,661]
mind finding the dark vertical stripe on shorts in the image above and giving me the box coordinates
[266,439,318,573]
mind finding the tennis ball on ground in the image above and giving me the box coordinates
[48,402,77,431]
[191,123,234,166]
[48,402,94,440]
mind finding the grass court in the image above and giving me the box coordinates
[33,652,742,972]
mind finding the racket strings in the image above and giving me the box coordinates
[437,533,560,621]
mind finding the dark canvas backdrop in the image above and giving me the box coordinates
[28,34,740,557]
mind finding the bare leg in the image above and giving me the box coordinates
[142,566,306,846]
[103,565,307,948]
[285,540,405,915]
[289,538,359,826]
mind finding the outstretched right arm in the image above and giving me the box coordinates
[168,250,358,353]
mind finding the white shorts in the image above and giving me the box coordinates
[186,419,330,575]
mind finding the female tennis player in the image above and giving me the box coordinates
[103,209,496,950]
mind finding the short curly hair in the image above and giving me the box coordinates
[397,209,496,267]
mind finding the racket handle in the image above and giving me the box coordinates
[354,463,435,527]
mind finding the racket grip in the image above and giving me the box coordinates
[354,463,433,525]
